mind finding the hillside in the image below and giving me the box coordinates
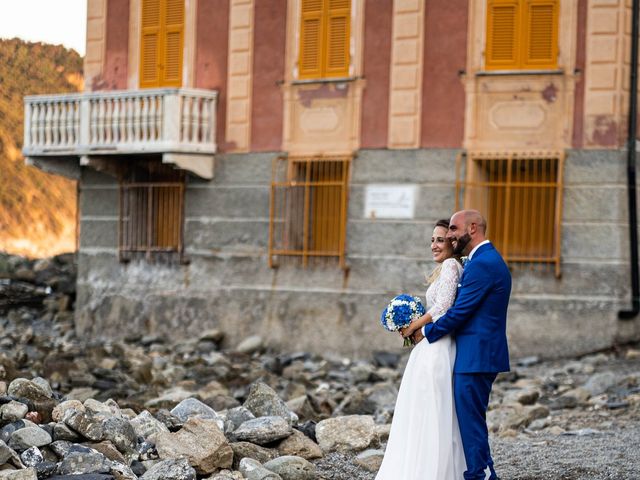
[0,38,83,257]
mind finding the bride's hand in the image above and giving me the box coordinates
[400,324,415,338]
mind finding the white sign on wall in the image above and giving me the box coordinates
[364,184,417,219]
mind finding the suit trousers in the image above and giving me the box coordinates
[454,372,498,480]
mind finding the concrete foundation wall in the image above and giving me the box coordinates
[75,149,640,358]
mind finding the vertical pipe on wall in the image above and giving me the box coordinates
[619,0,640,320]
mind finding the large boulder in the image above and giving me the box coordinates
[315,415,376,453]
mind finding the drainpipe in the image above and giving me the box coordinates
[619,0,640,320]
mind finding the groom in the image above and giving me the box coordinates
[414,209,511,480]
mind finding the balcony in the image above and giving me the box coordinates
[23,88,218,179]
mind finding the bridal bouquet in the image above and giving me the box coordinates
[380,294,426,347]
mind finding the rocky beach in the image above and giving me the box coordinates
[0,252,639,479]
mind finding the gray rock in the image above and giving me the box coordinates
[0,439,17,464]
[53,422,82,442]
[155,417,233,474]
[109,461,138,480]
[130,410,170,439]
[354,449,384,472]
[49,440,74,458]
[139,458,196,480]
[315,415,376,453]
[583,372,618,396]
[363,383,398,411]
[350,363,376,383]
[64,410,104,441]
[234,416,293,445]
[225,406,255,432]
[243,382,297,425]
[239,458,282,480]
[47,475,115,479]
[7,379,52,401]
[101,416,137,454]
[0,401,28,422]
[9,426,52,451]
[550,395,579,410]
[19,446,43,467]
[230,442,278,470]
[263,455,316,480]
[30,377,53,398]
[58,451,112,475]
[34,461,58,478]
[0,468,38,479]
[170,398,223,429]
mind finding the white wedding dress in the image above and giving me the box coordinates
[376,258,467,480]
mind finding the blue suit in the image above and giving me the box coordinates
[423,242,511,480]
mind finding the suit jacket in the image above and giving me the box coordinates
[423,242,511,373]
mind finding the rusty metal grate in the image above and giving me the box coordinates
[269,155,351,268]
[456,151,564,277]
[119,181,185,262]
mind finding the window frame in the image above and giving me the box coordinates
[456,150,564,277]
[268,155,351,268]
[118,164,186,263]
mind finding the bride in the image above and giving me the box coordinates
[375,219,466,480]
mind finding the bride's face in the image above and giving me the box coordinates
[431,226,454,263]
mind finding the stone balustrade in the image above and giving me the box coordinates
[23,88,218,157]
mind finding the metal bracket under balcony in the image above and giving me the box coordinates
[23,88,218,179]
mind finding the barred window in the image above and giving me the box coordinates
[456,151,564,276]
[269,156,350,268]
[118,162,185,262]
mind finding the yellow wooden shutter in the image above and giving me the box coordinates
[486,0,520,70]
[162,0,184,86]
[140,0,161,87]
[522,0,558,69]
[299,0,323,78]
[140,0,183,88]
[324,0,350,77]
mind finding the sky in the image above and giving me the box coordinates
[0,0,87,55]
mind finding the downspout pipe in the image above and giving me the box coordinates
[619,0,640,320]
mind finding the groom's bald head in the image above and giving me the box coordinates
[460,210,487,234]
[447,210,488,255]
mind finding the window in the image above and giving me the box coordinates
[456,151,564,276]
[485,0,559,70]
[269,156,350,267]
[119,161,185,262]
[298,0,351,79]
[140,0,184,88]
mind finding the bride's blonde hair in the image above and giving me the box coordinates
[425,219,461,285]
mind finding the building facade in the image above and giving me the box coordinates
[23,0,640,357]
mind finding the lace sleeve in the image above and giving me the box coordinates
[427,258,461,322]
